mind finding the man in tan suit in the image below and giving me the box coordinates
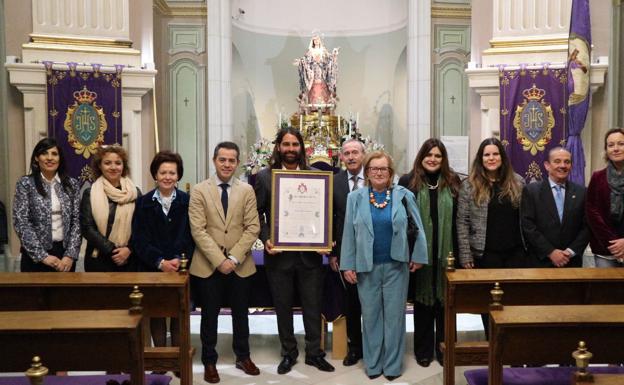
[189,141,261,383]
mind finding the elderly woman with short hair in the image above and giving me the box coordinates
[340,150,428,381]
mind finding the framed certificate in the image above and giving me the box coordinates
[270,169,333,251]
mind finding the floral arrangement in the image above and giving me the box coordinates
[242,137,273,175]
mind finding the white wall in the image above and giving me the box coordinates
[231,28,410,170]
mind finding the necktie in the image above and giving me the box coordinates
[351,175,359,192]
[554,184,564,221]
[220,183,228,217]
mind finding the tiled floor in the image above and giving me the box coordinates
[170,313,486,385]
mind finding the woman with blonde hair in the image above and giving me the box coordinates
[340,150,428,381]
[80,144,140,272]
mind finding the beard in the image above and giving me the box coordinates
[281,150,301,165]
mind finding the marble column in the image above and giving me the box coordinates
[207,0,232,174]
[407,0,431,164]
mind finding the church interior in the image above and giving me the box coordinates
[0,0,623,384]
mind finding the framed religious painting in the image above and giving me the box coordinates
[270,169,333,252]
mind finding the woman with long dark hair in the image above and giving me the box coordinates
[13,137,81,272]
[456,137,525,335]
[399,138,460,367]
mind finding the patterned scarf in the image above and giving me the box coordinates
[607,161,624,225]
[413,184,454,306]
[90,176,137,256]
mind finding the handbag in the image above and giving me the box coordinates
[401,197,419,255]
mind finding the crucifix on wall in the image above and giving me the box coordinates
[184,97,189,107]
[450,95,456,104]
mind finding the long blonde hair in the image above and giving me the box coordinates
[469,138,522,207]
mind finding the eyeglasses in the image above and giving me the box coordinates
[367,167,391,174]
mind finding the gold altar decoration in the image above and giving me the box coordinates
[25,356,48,385]
[572,341,594,383]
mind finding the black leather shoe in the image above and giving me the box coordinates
[385,374,401,381]
[367,373,381,379]
[305,356,335,372]
[277,356,297,374]
[342,351,362,366]
[416,357,431,367]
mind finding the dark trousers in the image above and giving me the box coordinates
[344,280,362,355]
[413,300,444,361]
[192,271,251,365]
[475,246,527,338]
[20,241,76,272]
[266,258,323,359]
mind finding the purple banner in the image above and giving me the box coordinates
[499,65,568,183]
[566,0,591,185]
[45,62,123,185]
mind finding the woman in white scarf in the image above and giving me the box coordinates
[80,145,140,271]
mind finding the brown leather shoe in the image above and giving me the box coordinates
[203,364,220,383]
[235,357,260,376]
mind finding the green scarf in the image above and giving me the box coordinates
[413,185,454,306]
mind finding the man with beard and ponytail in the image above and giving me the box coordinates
[254,127,335,374]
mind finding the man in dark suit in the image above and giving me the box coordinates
[329,139,365,366]
[254,127,335,374]
[189,142,261,383]
[521,147,590,267]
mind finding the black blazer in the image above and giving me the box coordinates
[332,170,351,258]
[254,167,321,269]
[80,186,142,272]
[520,179,589,267]
[131,188,195,272]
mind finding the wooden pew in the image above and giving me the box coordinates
[489,304,624,385]
[443,268,624,385]
[0,310,144,385]
[0,272,192,385]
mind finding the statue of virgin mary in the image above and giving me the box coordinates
[293,34,339,110]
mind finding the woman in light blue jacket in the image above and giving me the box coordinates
[340,150,428,381]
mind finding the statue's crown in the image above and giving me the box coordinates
[73,86,97,104]
[522,84,546,101]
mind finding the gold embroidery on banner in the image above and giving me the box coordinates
[63,86,107,159]
[513,84,555,156]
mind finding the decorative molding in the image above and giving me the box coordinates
[153,0,207,16]
[431,5,471,19]
[29,35,133,48]
[168,24,206,55]
[434,24,470,55]
[489,37,569,49]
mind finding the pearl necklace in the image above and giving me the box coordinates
[369,189,391,209]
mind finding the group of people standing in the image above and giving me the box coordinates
[11,126,624,382]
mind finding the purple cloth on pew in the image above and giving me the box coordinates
[464,366,624,385]
[0,374,171,385]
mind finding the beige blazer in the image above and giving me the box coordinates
[189,176,260,278]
